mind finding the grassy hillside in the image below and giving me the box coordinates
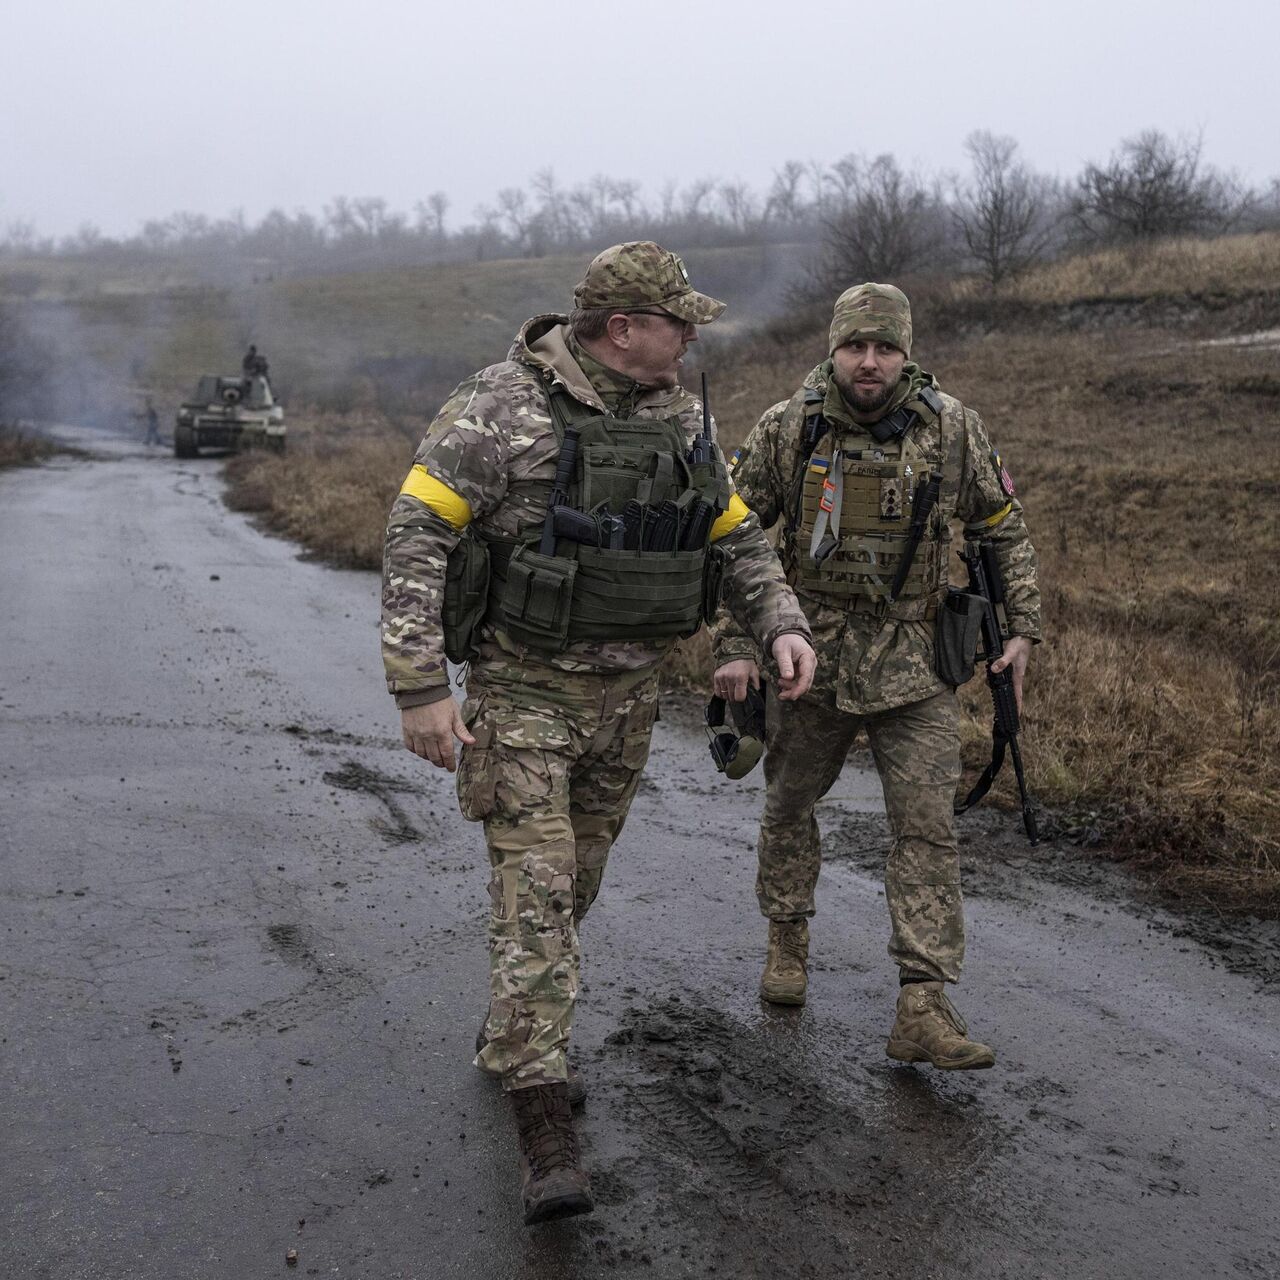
[2,244,805,428]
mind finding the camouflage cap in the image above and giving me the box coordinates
[574,241,726,325]
[829,282,912,356]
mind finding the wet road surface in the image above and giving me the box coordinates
[2,434,1278,1279]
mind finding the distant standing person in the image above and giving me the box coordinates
[709,282,1041,1069]
[143,397,161,446]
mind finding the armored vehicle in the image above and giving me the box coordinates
[173,373,285,457]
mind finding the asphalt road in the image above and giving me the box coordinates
[2,432,1278,1280]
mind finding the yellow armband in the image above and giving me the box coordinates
[399,465,472,530]
[977,501,1013,529]
[709,492,751,542]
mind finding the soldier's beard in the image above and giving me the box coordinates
[834,371,897,417]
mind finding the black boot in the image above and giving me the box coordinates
[511,1083,594,1225]
[477,1019,587,1106]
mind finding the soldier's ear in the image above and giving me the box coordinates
[604,312,634,350]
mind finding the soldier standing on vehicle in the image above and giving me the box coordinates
[709,283,1040,1069]
[242,344,270,379]
[380,242,816,1224]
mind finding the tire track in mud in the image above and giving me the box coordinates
[588,996,1046,1276]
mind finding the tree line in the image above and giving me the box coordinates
[1,129,1278,299]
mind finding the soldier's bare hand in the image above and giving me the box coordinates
[712,659,759,703]
[401,699,475,772]
[771,633,816,701]
[990,635,1033,714]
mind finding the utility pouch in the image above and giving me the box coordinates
[442,532,491,664]
[500,544,577,651]
[701,543,727,625]
[935,588,984,687]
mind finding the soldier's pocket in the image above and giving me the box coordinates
[620,730,652,772]
[459,709,572,820]
[456,713,496,822]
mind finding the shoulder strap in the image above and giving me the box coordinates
[783,386,827,532]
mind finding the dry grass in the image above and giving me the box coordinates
[224,421,408,569]
[975,231,1280,305]
[220,237,1280,913]
[0,423,67,469]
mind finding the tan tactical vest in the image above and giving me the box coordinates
[783,384,965,621]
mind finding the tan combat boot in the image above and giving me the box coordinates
[886,981,996,1070]
[760,919,809,1006]
[511,1083,594,1225]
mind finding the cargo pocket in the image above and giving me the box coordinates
[499,545,577,651]
[620,729,652,772]
[456,716,496,822]
[934,589,984,687]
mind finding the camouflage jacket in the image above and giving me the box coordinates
[709,361,1040,716]
[382,315,811,705]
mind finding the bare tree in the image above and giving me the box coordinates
[719,181,758,235]
[817,153,947,284]
[764,160,807,226]
[953,131,1057,287]
[1071,129,1247,243]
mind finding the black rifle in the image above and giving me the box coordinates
[680,372,719,549]
[887,472,940,604]
[954,539,1038,844]
[539,427,581,556]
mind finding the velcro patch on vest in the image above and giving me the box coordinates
[992,448,1016,497]
[809,454,830,475]
[879,477,904,520]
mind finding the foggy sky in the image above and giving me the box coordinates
[5,0,1277,239]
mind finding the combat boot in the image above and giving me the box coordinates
[886,981,996,1070]
[760,919,809,1006]
[511,1082,594,1225]
[476,1019,587,1106]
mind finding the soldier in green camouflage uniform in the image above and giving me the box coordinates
[710,283,1040,1070]
[382,241,815,1222]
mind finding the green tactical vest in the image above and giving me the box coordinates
[445,383,731,660]
[782,384,964,622]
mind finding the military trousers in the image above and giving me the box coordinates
[757,685,965,983]
[455,657,658,1090]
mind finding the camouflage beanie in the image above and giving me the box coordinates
[828,282,912,356]
[574,241,726,325]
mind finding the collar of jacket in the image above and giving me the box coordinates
[511,313,684,415]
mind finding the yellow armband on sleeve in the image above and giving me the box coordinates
[976,501,1013,529]
[399,465,473,530]
[709,492,751,542]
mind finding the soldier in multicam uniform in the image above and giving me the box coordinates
[710,283,1040,1070]
[381,242,816,1224]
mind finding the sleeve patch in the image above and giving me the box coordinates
[992,449,1016,498]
